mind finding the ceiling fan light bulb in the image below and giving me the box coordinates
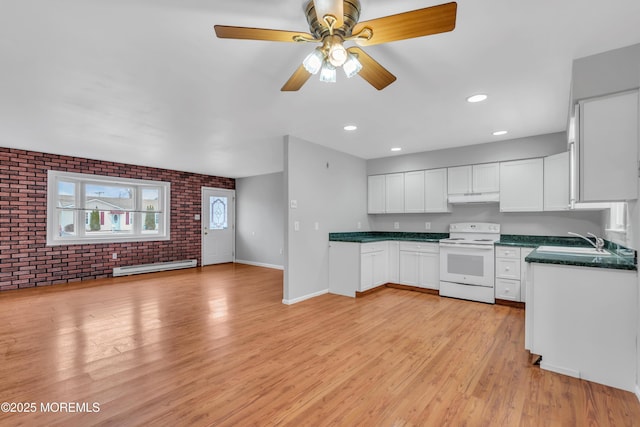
[319,61,337,83]
[328,43,347,67]
[303,48,324,75]
[343,53,362,78]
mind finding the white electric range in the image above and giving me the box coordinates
[439,222,500,304]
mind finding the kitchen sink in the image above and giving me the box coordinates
[536,246,612,256]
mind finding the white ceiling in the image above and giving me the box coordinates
[1,0,639,178]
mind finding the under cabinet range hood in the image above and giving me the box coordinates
[447,192,500,204]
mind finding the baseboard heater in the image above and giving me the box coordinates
[113,259,197,277]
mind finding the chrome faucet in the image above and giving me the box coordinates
[568,232,605,252]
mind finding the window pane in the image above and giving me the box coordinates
[210,196,227,230]
[85,184,135,210]
[57,181,76,236]
[86,209,133,234]
[143,187,160,233]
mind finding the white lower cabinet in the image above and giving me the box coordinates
[398,242,439,290]
[494,246,529,302]
[495,278,520,301]
[360,242,389,292]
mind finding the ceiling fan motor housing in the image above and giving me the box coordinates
[305,0,361,39]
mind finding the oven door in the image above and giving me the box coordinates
[439,243,495,287]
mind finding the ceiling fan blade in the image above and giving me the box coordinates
[314,0,344,28]
[214,25,315,43]
[352,2,457,47]
[281,64,312,91]
[347,47,396,90]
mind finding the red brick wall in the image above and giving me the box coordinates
[0,147,235,291]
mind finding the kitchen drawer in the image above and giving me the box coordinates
[399,242,439,253]
[495,278,521,301]
[496,246,521,259]
[361,242,387,254]
[496,258,520,279]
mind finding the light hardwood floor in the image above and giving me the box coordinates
[1,263,639,426]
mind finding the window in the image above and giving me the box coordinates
[210,196,228,230]
[47,171,170,245]
[607,202,627,232]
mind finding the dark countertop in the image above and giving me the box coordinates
[497,234,592,248]
[525,248,637,271]
[330,231,637,271]
[329,231,448,243]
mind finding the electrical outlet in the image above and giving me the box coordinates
[294,221,300,231]
[394,222,400,230]
[357,221,362,230]
[290,200,298,209]
[112,253,117,260]
[425,222,431,230]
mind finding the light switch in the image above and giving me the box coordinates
[194,214,200,220]
[394,222,400,230]
[314,222,319,231]
[290,200,298,209]
[294,221,300,231]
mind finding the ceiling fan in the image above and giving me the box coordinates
[214,0,457,91]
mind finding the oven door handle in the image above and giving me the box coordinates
[439,243,495,250]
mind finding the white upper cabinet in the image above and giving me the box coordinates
[578,90,638,201]
[500,158,544,212]
[424,168,450,212]
[367,175,385,213]
[447,165,473,194]
[472,163,500,193]
[448,163,499,195]
[404,170,425,213]
[544,152,570,211]
[384,173,405,213]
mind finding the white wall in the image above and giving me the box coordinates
[572,43,640,102]
[283,135,369,304]
[370,204,603,236]
[236,172,284,269]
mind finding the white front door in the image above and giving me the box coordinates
[201,187,235,265]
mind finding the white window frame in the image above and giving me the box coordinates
[47,170,171,246]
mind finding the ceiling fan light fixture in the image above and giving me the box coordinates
[324,35,347,67]
[303,48,325,75]
[319,61,337,83]
[343,53,362,78]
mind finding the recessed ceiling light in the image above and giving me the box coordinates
[343,124,357,131]
[391,147,402,152]
[493,130,508,136]
[466,94,488,103]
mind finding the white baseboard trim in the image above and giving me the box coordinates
[282,289,328,305]
[235,260,284,270]
[635,384,640,403]
[540,361,580,379]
